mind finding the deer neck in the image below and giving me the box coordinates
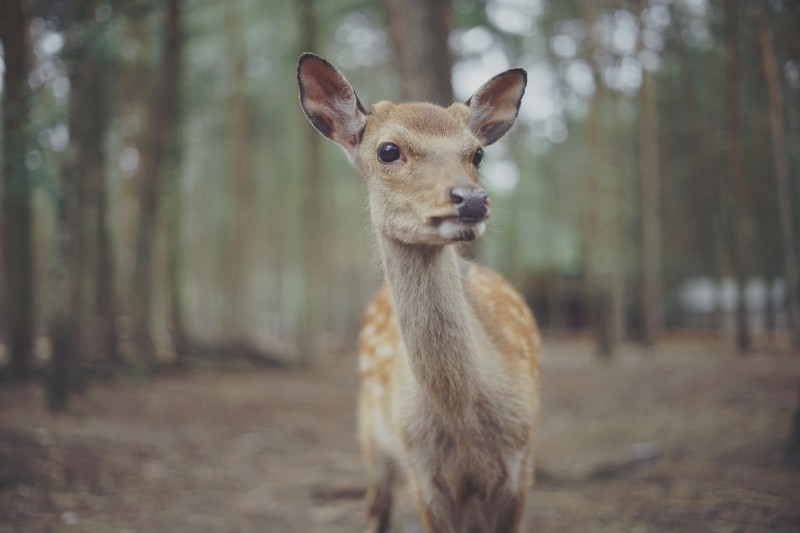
[376,234,481,415]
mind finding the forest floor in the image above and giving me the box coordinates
[2,337,800,532]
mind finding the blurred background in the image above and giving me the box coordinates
[3,0,799,391]
[2,1,800,530]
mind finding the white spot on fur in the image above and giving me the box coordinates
[362,322,377,338]
[376,344,393,359]
[359,355,373,373]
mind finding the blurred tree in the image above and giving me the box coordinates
[131,0,182,367]
[582,0,615,357]
[49,0,112,408]
[83,8,121,365]
[638,1,664,347]
[757,2,800,352]
[0,0,34,380]
[724,0,752,354]
[226,0,254,337]
[384,0,453,106]
[165,0,188,358]
[296,0,326,358]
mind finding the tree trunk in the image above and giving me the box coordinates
[96,170,120,364]
[757,3,800,352]
[81,23,120,365]
[48,0,109,408]
[584,83,613,357]
[164,0,187,358]
[638,59,663,346]
[724,0,752,354]
[131,0,181,367]
[0,0,34,380]
[226,0,254,338]
[296,0,325,360]
[384,0,453,106]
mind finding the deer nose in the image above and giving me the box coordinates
[450,186,489,222]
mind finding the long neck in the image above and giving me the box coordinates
[376,234,480,414]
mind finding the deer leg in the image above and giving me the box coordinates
[484,489,525,533]
[364,452,395,533]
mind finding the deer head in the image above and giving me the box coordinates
[297,53,527,245]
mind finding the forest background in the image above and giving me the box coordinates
[1,0,800,452]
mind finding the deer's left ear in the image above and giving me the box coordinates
[297,53,368,152]
[466,69,527,146]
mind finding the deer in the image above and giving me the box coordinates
[297,53,541,533]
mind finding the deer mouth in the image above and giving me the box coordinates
[430,216,487,242]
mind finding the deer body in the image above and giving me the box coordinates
[298,54,540,533]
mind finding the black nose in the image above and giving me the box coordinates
[450,186,488,222]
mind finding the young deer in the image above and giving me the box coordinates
[297,54,541,533]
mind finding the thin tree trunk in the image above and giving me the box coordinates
[584,85,613,357]
[0,0,34,380]
[724,0,752,354]
[384,0,453,106]
[226,0,253,338]
[505,127,526,290]
[638,61,663,346]
[582,0,614,356]
[63,1,106,388]
[757,3,800,352]
[164,0,188,358]
[81,22,120,365]
[297,0,325,360]
[610,94,629,345]
[131,0,181,367]
[96,175,120,363]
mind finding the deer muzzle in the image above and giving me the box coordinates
[450,186,489,223]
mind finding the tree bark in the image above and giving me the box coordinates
[164,0,188,357]
[226,0,254,338]
[584,82,613,357]
[638,60,663,346]
[296,0,325,360]
[757,3,800,352]
[131,0,181,367]
[724,0,752,354]
[0,0,34,380]
[384,0,453,106]
[49,0,103,408]
[79,21,120,365]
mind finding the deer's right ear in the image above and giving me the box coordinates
[297,53,368,152]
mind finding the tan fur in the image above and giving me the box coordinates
[297,54,539,533]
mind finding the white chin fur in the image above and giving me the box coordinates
[438,219,486,242]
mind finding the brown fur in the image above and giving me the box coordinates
[298,53,539,533]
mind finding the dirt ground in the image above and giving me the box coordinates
[2,337,800,532]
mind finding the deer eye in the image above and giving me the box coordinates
[378,142,401,163]
[472,147,484,167]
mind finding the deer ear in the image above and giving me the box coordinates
[297,53,368,152]
[466,69,527,146]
